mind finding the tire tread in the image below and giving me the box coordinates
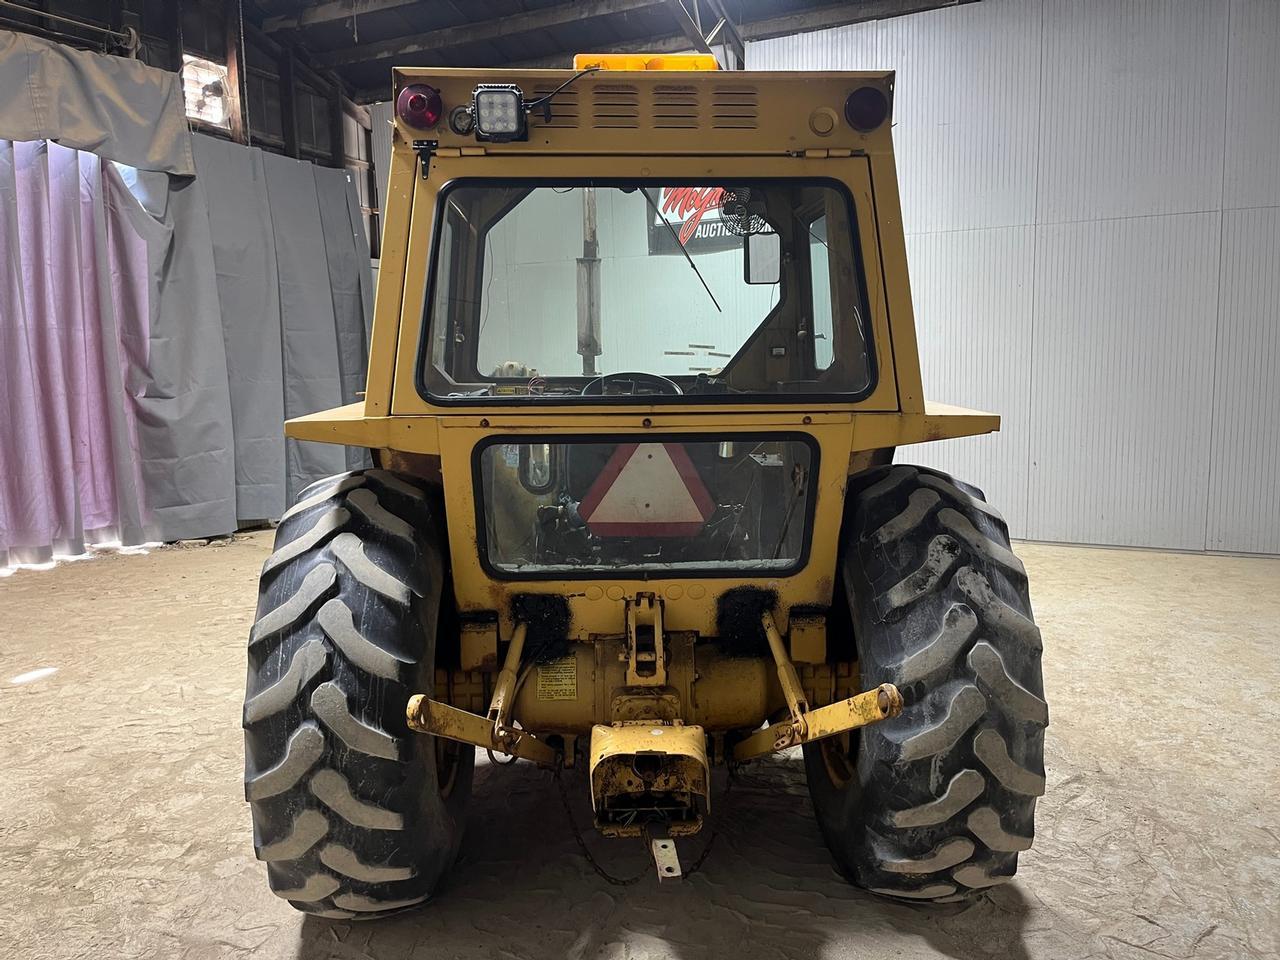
[804,464,1046,902]
[243,469,471,919]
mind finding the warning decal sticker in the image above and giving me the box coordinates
[578,442,715,538]
[536,657,578,701]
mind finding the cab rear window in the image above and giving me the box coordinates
[420,179,876,405]
[475,435,818,578]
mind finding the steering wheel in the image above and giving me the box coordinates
[580,372,683,397]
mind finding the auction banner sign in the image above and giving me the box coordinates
[647,186,752,256]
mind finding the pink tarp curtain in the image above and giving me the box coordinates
[0,140,152,566]
[0,30,244,567]
[0,33,372,568]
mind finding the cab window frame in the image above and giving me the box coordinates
[471,431,823,581]
[414,176,879,406]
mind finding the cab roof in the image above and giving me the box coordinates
[391,66,896,157]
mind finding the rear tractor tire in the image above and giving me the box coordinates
[243,469,472,919]
[804,464,1047,901]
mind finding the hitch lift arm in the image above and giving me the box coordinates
[406,620,559,766]
[731,612,903,762]
[407,610,903,767]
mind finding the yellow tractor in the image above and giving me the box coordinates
[242,54,1047,918]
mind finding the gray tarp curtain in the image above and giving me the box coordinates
[0,31,372,565]
[196,137,373,514]
[0,30,194,176]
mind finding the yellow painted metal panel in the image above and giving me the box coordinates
[285,406,998,455]
[390,68,895,158]
[869,151,925,413]
[363,138,417,416]
[436,418,852,635]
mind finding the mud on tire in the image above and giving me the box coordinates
[243,469,473,919]
[804,464,1047,901]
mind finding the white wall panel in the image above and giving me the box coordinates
[1027,213,1220,549]
[879,0,1042,234]
[1206,207,1280,553]
[1036,0,1227,224]
[748,21,877,71]
[748,0,1280,553]
[369,100,394,237]
[903,226,1037,535]
[749,1,1043,235]
[1223,0,1280,209]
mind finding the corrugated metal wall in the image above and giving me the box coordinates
[751,0,1280,554]
[369,100,395,240]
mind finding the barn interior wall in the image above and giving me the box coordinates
[751,0,1280,554]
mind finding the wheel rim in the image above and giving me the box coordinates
[820,731,857,789]
[435,737,462,799]
[820,665,863,789]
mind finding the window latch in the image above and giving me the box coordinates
[412,139,438,178]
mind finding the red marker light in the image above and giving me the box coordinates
[844,86,889,132]
[397,84,442,129]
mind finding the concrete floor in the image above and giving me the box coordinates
[0,533,1277,960]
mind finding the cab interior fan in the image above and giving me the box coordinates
[718,187,770,236]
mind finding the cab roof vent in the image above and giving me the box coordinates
[711,84,759,129]
[591,83,640,129]
[530,84,580,129]
[652,83,700,129]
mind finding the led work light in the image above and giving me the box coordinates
[472,84,526,142]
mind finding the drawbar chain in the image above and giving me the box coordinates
[552,760,728,884]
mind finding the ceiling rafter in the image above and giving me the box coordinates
[263,0,425,34]
[704,0,746,65]
[315,0,667,68]
[504,0,967,65]
[663,0,747,68]
[663,0,715,55]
